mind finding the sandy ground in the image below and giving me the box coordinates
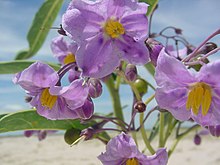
[0,134,220,165]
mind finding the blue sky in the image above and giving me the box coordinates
[0,0,219,129]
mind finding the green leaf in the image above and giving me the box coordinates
[144,63,155,76]
[64,128,81,145]
[0,114,7,120]
[95,132,111,142]
[0,110,88,133]
[16,50,29,60]
[0,60,60,74]
[139,0,159,16]
[15,0,64,60]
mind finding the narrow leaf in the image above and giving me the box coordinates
[15,0,64,60]
[0,110,88,133]
[0,60,60,74]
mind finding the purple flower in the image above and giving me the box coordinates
[13,62,93,120]
[98,133,168,165]
[51,36,78,65]
[62,0,150,78]
[51,36,81,82]
[155,48,220,126]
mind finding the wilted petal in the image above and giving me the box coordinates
[76,34,120,78]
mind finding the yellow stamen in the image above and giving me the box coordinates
[63,53,76,65]
[202,88,212,116]
[186,82,212,116]
[40,88,57,109]
[126,158,139,165]
[104,19,125,38]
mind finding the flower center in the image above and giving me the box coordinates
[63,53,76,65]
[40,88,57,109]
[186,82,212,116]
[104,19,125,38]
[126,158,139,165]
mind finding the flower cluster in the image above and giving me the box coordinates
[12,0,220,164]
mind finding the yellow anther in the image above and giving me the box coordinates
[186,82,212,116]
[126,158,139,165]
[40,88,57,109]
[202,88,212,116]
[104,19,125,38]
[63,53,76,65]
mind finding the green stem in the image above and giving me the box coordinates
[144,94,155,105]
[168,124,200,157]
[131,131,138,147]
[117,70,141,101]
[115,75,121,90]
[146,81,156,91]
[140,113,155,154]
[164,116,178,144]
[105,76,124,121]
[159,112,165,147]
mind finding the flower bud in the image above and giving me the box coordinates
[88,78,102,98]
[24,130,34,138]
[125,64,137,82]
[194,134,201,145]
[208,125,220,137]
[76,98,94,119]
[58,24,67,36]
[134,101,146,113]
[133,78,148,96]
[80,128,94,141]
[25,96,33,103]
[199,42,217,54]
[64,128,81,145]
[38,130,47,141]
[146,38,163,66]
[174,28,182,35]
